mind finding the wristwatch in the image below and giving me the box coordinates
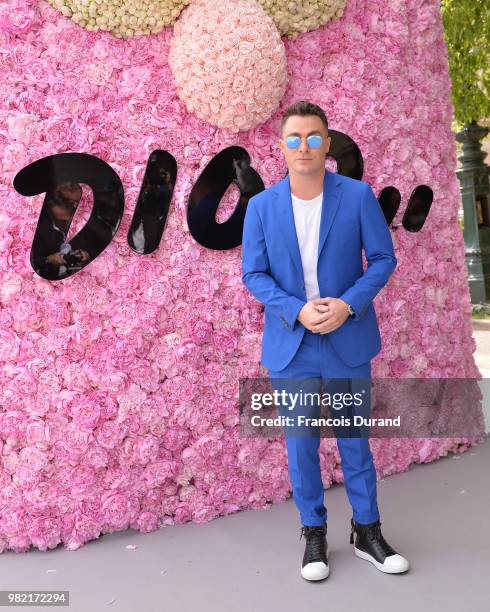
[346,303,355,317]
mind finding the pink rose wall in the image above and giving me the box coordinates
[0,0,486,553]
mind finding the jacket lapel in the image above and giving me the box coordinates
[317,170,342,262]
[273,170,342,280]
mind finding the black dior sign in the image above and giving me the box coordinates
[13,129,433,281]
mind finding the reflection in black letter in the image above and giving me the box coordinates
[14,153,123,280]
[378,186,402,226]
[402,185,434,232]
[188,147,265,250]
[324,129,363,180]
[128,150,177,255]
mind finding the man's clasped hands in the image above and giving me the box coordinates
[297,297,351,334]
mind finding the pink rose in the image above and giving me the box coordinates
[18,446,48,471]
[0,0,37,35]
[95,420,129,449]
[132,511,159,533]
[101,492,130,530]
[133,435,160,466]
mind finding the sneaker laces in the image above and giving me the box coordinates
[351,520,396,557]
[300,525,327,563]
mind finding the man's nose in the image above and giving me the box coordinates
[298,138,309,152]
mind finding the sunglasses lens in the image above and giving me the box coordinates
[286,136,301,149]
[307,135,322,148]
[285,135,323,149]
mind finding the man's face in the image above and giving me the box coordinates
[51,204,72,222]
[58,182,82,206]
[278,115,331,176]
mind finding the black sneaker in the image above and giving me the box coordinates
[299,522,329,581]
[350,518,409,573]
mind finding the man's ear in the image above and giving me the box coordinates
[325,136,332,156]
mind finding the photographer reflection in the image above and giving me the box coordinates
[89,179,123,249]
[32,178,123,280]
[188,151,263,249]
[32,182,89,280]
[130,157,173,254]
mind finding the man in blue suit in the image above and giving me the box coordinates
[242,101,409,581]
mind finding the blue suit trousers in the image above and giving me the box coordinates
[268,329,380,527]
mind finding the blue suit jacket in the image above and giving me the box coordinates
[241,169,397,371]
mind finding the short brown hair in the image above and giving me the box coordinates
[280,100,329,135]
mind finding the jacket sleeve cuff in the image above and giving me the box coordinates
[280,297,306,331]
[339,290,368,321]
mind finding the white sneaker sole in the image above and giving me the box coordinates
[354,547,409,573]
[301,550,330,581]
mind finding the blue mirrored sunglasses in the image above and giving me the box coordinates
[285,134,323,149]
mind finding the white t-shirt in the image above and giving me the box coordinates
[291,191,323,301]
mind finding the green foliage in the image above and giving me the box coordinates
[472,303,490,318]
[440,0,490,125]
